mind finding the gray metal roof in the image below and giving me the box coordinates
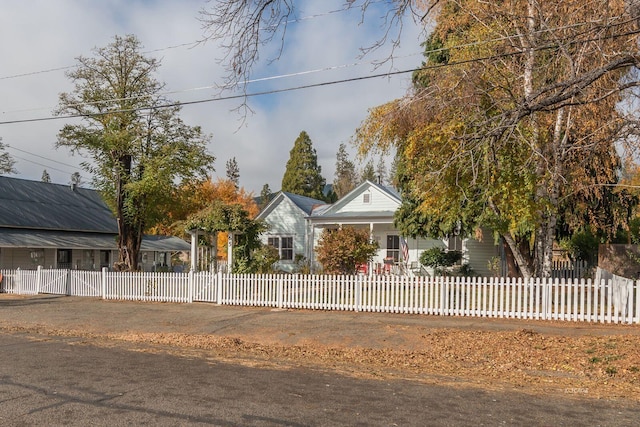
[0,229,190,251]
[0,177,190,252]
[0,176,117,233]
[140,235,191,251]
[282,192,327,215]
[0,229,117,249]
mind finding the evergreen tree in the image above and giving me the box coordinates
[360,160,376,183]
[281,131,326,200]
[259,183,273,210]
[70,172,82,187]
[376,156,387,185]
[225,157,240,189]
[332,143,357,199]
[0,139,16,175]
[41,169,51,183]
[389,152,400,188]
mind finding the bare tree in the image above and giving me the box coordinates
[199,1,423,93]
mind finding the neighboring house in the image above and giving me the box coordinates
[258,180,501,276]
[0,176,189,271]
[256,191,327,272]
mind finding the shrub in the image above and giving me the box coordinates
[316,227,379,275]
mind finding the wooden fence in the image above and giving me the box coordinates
[1,267,638,324]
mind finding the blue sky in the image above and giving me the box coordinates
[0,0,425,193]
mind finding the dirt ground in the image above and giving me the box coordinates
[1,294,639,402]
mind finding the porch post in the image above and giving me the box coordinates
[190,230,199,272]
[227,233,234,274]
[369,222,374,276]
[309,224,316,273]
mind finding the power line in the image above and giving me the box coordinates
[1,15,638,126]
[8,152,86,179]
[0,67,417,125]
[1,16,631,117]
[2,23,640,127]
[0,1,377,82]
[0,51,424,116]
[4,144,84,172]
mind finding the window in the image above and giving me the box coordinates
[363,193,371,204]
[57,249,72,269]
[281,237,293,261]
[100,250,111,269]
[267,236,294,261]
[386,235,400,262]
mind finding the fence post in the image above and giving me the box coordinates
[36,265,42,294]
[277,274,283,309]
[216,271,223,304]
[66,269,72,296]
[355,275,362,312]
[16,268,22,294]
[101,267,107,300]
[188,269,194,303]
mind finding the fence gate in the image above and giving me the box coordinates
[38,268,70,295]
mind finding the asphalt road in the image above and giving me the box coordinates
[1,331,638,426]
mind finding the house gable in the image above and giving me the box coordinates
[313,180,400,218]
[257,192,327,270]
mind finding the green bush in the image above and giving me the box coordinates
[420,247,462,276]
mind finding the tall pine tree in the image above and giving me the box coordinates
[225,157,240,189]
[259,183,273,210]
[0,139,16,175]
[281,131,326,200]
[360,160,376,183]
[332,143,357,199]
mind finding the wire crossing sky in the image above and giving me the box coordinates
[0,0,426,193]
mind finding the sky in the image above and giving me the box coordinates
[0,0,426,195]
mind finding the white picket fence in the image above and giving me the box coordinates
[1,267,639,324]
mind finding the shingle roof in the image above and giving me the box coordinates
[0,176,117,233]
[282,192,327,215]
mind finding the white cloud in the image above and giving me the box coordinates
[0,0,425,193]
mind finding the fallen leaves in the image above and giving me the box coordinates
[2,323,638,401]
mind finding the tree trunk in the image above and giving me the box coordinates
[502,231,533,279]
[502,240,520,277]
[114,153,142,271]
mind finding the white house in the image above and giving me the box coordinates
[256,191,327,272]
[258,181,501,276]
[307,181,445,275]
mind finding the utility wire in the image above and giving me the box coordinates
[8,152,85,178]
[4,144,84,171]
[0,0,378,82]
[0,16,627,113]
[2,24,640,127]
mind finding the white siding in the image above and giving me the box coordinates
[335,187,399,213]
[463,231,500,277]
[261,197,308,271]
[0,248,53,270]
